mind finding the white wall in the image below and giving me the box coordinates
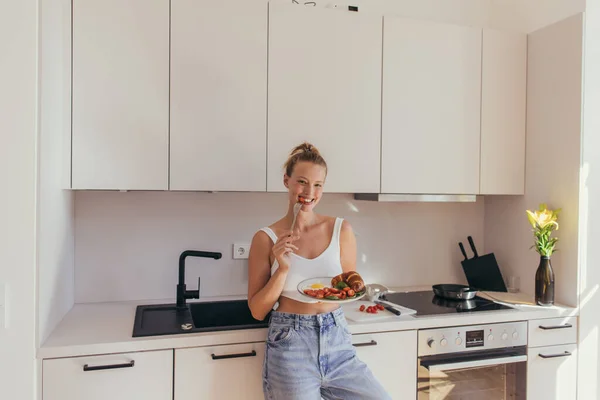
[310,0,585,33]
[483,14,583,307]
[37,0,75,346]
[0,0,38,399]
[74,191,484,303]
[577,4,600,399]
[488,0,585,33]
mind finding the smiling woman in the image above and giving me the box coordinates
[247,142,391,400]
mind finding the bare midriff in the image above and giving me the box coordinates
[275,296,340,315]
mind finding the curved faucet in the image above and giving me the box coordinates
[177,250,222,310]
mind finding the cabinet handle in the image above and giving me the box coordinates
[83,360,135,372]
[211,350,257,360]
[539,323,573,330]
[539,351,572,359]
[353,340,378,347]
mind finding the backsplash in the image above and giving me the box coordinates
[74,191,484,303]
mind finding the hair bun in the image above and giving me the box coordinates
[283,141,327,177]
[290,142,319,157]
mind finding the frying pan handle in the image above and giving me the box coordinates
[459,242,468,261]
[467,236,479,258]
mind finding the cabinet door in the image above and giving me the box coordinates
[267,4,382,193]
[527,344,577,400]
[170,0,267,191]
[72,0,169,190]
[381,17,481,194]
[43,350,173,400]
[480,29,526,195]
[175,342,265,400]
[352,330,417,399]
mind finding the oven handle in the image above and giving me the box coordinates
[425,355,528,372]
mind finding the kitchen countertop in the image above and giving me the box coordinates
[38,287,578,359]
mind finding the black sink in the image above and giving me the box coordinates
[132,300,269,337]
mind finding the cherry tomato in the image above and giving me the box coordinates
[359,305,366,312]
[343,287,351,292]
[376,304,385,311]
[347,289,355,297]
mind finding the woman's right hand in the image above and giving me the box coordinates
[272,230,299,272]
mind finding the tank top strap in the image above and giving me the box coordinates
[333,217,344,248]
[259,227,278,243]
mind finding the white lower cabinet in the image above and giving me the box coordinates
[527,343,578,400]
[352,330,417,399]
[42,349,173,400]
[174,342,265,400]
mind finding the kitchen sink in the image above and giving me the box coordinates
[189,300,267,330]
[132,300,269,337]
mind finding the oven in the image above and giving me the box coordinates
[417,321,528,399]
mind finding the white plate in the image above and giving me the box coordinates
[297,277,366,303]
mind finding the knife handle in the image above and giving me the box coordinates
[467,236,479,258]
[385,306,401,316]
[376,301,401,316]
[459,242,468,260]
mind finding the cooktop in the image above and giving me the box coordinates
[380,291,514,317]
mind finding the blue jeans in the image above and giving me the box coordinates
[262,308,392,400]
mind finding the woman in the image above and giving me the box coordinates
[247,142,391,400]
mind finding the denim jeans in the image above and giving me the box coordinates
[262,308,392,400]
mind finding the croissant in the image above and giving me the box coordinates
[331,271,365,293]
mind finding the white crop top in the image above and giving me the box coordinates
[259,217,345,304]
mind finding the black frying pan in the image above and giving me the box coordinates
[432,284,477,300]
[432,295,477,311]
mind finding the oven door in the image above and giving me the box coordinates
[418,347,527,399]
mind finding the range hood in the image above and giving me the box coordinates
[353,193,477,202]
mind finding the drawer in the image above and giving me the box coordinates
[175,342,265,400]
[528,316,577,347]
[351,330,417,399]
[527,344,577,400]
[43,349,173,400]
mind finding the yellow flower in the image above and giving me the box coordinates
[526,204,561,230]
[526,203,561,257]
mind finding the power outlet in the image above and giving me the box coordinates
[233,243,251,260]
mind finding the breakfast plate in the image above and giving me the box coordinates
[297,276,366,303]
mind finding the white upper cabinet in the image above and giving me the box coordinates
[267,4,382,193]
[170,0,267,191]
[71,0,169,190]
[381,17,482,194]
[480,29,527,195]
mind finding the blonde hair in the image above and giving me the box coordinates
[283,142,328,177]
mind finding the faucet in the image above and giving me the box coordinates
[177,250,222,310]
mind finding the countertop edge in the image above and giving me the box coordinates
[38,291,579,360]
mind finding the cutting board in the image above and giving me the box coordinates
[344,300,416,322]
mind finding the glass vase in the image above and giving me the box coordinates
[535,256,555,306]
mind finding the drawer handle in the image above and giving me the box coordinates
[211,350,257,360]
[353,340,378,347]
[539,351,572,359]
[83,360,135,372]
[539,323,573,330]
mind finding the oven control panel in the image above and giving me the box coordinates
[418,321,528,356]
